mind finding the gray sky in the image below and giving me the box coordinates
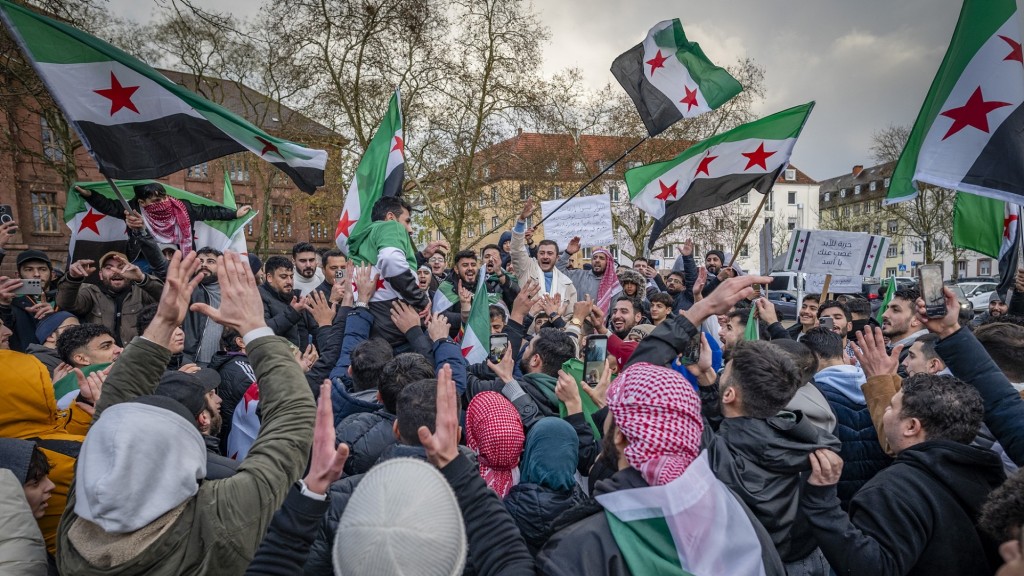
[110,0,964,181]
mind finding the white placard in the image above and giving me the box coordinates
[805,274,863,294]
[783,229,889,277]
[540,194,615,250]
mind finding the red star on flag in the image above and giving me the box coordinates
[335,210,355,238]
[655,180,678,201]
[679,86,699,112]
[741,143,776,171]
[376,278,387,291]
[391,135,404,154]
[94,72,140,115]
[255,136,281,158]
[461,344,474,358]
[645,50,669,75]
[939,86,1012,140]
[242,383,260,411]
[78,209,105,234]
[695,154,717,176]
[1004,213,1019,239]
[999,35,1024,64]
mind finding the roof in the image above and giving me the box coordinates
[158,69,340,141]
[477,132,816,185]
[817,161,895,206]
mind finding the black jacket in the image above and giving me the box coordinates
[246,483,331,576]
[504,482,586,554]
[801,440,1005,575]
[703,412,840,562]
[0,290,57,352]
[259,283,304,347]
[183,281,221,365]
[204,434,239,480]
[816,382,892,509]
[209,351,258,455]
[537,466,785,576]
[335,409,397,477]
[82,191,237,249]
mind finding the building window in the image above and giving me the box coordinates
[875,222,882,235]
[492,216,499,229]
[582,247,593,259]
[480,221,486,235]
[869,181,877,191]
[957,260,967,274]
[714,218,724,229]
[912,241,922,253]
[519,183,532,200]
[551,185,562,199]
[788,191,797,205]
[785,168,796,181]
[787,217,797,230]
[830,208,838,220]
[187,162,209,179]
[482,166,490,179]
[491,186,499,203]
[840,189,847,198]
[31,191,61,233]
[824,192,830,202]
[608,184,621,202]
[610,246,620,260]
[40,117,65,162]
[739,243,749,257]
[478,192,485,208]
[739,218,749,230]
[853,204,861,216]
[854,185,861,195]
[864,202,872,215]
[884,177,891,188]
[888,220,898,234]
[842,206,850,217]
[886,267,898,277]
[740,193,749,204]
[573,161,585,174]
[766,192,774,211]
[689,216,699,227]
[228,155,250,183]
[979,258,992,275]
[546,161,558,175]
[271,205,293,240]
[525,215,534,229]
[436,230,443,241]
[467,225,475,238]
[627,161,642,169]
[886,246,898,258]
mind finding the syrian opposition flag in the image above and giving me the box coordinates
[67,179,255,264]
[887,0,1024,205]
[433,280,461,314]
[0,0,327,193]
[227,382,260,461]
[954,192,1021,295]
[459,269,490,364]
[627,102,814,250]
[335,90,405,254]
[743,305,759,341]
[597,452,769,576]
[611,19,742,137]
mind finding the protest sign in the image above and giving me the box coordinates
[783,229,889,277]
[540,194,615,249]
[806,273,863,294]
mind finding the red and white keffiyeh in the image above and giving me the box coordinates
[593,248,621,313]
[607,362,703,486]
[143,197,193,255]
[465,392,525,498]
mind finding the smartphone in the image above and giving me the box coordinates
[488,333,509,364]
[819,316,834,331]
[0,204,13,225]
[13,278,41,296]
[583,334,609,384]
[679,334,701,366]
[334,269,346,281]
[917,264,946,318]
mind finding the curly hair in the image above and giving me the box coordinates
[899,373,983,444]
[980,469,1024,542]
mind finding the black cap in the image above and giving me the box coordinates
[16,249,51,269]
[154,372,206,419]
[130,395,198,426]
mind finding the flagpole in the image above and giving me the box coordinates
[534,136,648,228]
[727,189,771,269]
[1010,204,1023,303]
[102,176,133,212]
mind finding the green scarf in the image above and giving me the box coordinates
[524,360,602,439]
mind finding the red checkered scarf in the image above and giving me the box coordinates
[465,392,525,498]
[593,248,621,313]
[607,362,703,486]
[142,197,193,255]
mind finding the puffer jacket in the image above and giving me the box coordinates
[335,410,397,477]
[55,275,164,346]
[504,482,586,554]
[209,351,258,456]
[259,283,304,347]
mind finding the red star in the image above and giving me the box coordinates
[242,383,260,411]
[939,87,1012,140]
[741,143,776,171]
[376,278,387,291]
[695,154,717,176]
[679,85,699,112]
[461,344,474,358]
[335,210,355,238]
[255,136,281,158]
[999,35,1023,64]
[1004,213,1019,239]
[94,72,140,115]
[78,209,105,234]
[645,50,669,75]
[655,180,678,201]
[391,135,404,154]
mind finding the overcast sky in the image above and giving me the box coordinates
[110,0,964,181]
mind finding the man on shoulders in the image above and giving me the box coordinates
[510,199,577,312]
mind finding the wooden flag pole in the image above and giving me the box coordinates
[821,273,832,301]
[727,190,771,268]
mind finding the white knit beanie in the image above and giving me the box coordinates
[333,458,467,576]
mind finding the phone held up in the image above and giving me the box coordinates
[819,316,834,331]
[13,278,41,296]
[583,334,608,385]
[0,204,14,227]
[678,334,701,366]
[488,333,509,364]
[917,263,946,318]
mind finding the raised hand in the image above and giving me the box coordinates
[755,297,778,325]
[519,198,535,222]
[486,342,515,383]
[686,274,773,325]
[511,278,541,322]
[306,290,336,327]
[418,364,460,469]
[303,382,349,494]
[853,326,902,377]
[581,357,614,409]
[293,344,318,373]
[124,210,145,231]
[189,251,265,336]
[353,263,379,304]
[566,236,581,255]
[692,267,708,300]
[178,363,201,374]
[679,238,694,257]
[915,286,961,340]
[391,300,422,333]
[119,260,145,283]
[573,295,593,324]
[588,304,608,335]
[423,240,450,259]
[146,252,203,346]
[74,365,109,416]
[235,205,253,218]
[0,221,17,248]
[68,259,97,280]
[542,293,563,317]
[555,369,583,415]
[426,312,451,341]
[0,277,21,306]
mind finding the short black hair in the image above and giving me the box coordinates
[727,340,801,419]
[136,303,159,335]
[379,353,435,414]
[532,327,576,377]
[370,196,412,222]
[913,333,940,362]
[349,338,394,392]
[453,249,477,265]
[264,255,293,275]
[537,239,559,252]
[395,378,438,445]
[57,324,116,365]
[803,293,821,304]
[322,249,346,262]
[650,292,673,307]
[974,322,1024,382]
[893,287,921,304]
[770,339,817,385]
[666,271,685,282]
[24,446,51,485]
[195,246,222,258]
[132,182,166,200]
[846,298,872,318]
[633,257,649,266]
[221,327,242,352]
[489,305,506,321]
[613,295,640,315]
[980,468,1024,543]
[291,242,316,257]
[899,373,983,444]
[817,300,852,323]
[481,244,501,256]
[801,327,845,361]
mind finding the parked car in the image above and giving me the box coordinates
[944,282,975,320]
[958,281,999,309]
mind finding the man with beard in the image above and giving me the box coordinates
[154,370,238,480]
[314,249,348,303]
[481,243,519,310]
[56,251,164,345]
[512,199,577,312]
[881,288,927,376]
[183,247,226,365]
[291,242,325,298]
[0,250,59,352]
[818,299,857,363]
[558,239,621,312]
[259,256,306,347]
[587,296,643,370]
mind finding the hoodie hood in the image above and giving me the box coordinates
[715,412,842,474]
[897,440,1005,514]
[75,401,206,534]
[814,364,867,405]
[499,231,513,250]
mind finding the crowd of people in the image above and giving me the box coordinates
[0,186,1023,575]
